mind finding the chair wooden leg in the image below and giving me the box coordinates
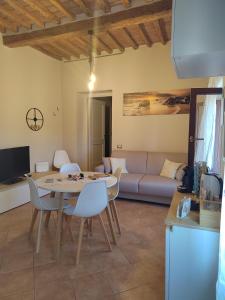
[76,218,85,265]
[84,219,89,237]
[111,200,121,235]
[29,208,38,239]
[65,215,74,242]
[110,201,115,221]
[56,192,64,260]
[105,206,117,245]
[36,210,44,254]
[98,214,112,252]
[61,214,65,245]
[45,211,51,228]
[89,217,93,236]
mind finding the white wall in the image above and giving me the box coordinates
[62,43,208,168]
[0,35,63,171]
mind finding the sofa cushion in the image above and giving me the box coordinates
[146,152,187,175]
[160,159,183,179]
[110,157,128,174]
[139,175,180,198]
[119,173,144,193]
[102,157,111,173]
[111,150,147,174]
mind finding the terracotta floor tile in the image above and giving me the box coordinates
[1,291,35,300]
[74,272,114,300]
[35,279,76,300]
[0,267,34,298]
[0,250,33,273]
[0,199,168,300]
[114,284,164,300]
[114,285,164,300]
[105,260,164,294]
[1,294,22,300]
[34,262,70,287]
[22,291,35,300]
[1,294,21,300]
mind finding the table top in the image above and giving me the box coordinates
[165,191,219,232]
[36,172,117,193]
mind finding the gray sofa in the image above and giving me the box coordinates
[95,150,187,205]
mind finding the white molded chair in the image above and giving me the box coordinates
[27,176,68,253]
[53,150,70,169]
[45,163,82,228]
[60,163,81,174]
[108,167,122,235]
[60,163,81,200]
[63,181,112,265]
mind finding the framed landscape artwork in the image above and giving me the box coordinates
[123,89,190,116]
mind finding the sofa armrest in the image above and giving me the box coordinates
[95,164,105,172]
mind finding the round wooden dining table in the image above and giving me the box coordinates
[36,172,117,260]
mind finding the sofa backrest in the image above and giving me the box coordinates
[111,150,147,174]
[146,152,188,175]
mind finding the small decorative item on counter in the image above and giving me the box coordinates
[176,196,191,219]
[68,174,82,181]
[193,161,208,196]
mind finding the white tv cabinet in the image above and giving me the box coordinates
[0,172,55,213]
[165,192,219,300]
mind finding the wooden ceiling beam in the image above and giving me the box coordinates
[94,35,113,53]
[0,15,17,32]
[49,0,75,19]
[32,45,62,60]
[123,27,138,49]
[41,43,65,59]
[138,23,152,47]
[48,41,71,60]
[0,6,30,29]
[71,38,89,56]
[74,36,89,48]
[0,24,6,33]
[6,0,45,28]
[74,35,100,55]
[59,39,80,58]
[107,30,124,52]
[97,0,111,13]
[3,1,172,47]
[153,19,167,45]
[72,0,92,17]
[22,0,58,21]
[122,0,132,7]
[74,36,94,56]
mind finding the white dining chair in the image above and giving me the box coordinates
[26,176,68,253]
[60,162,81,199]
[63,181,112,265]
[53,150,70,169]
[60,163,81,174]
[108,167,122,235]
[45,162,82,227]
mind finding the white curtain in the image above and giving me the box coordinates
[195,77,223,170]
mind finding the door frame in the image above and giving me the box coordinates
[87,90,112,170]
[188,88,223,166]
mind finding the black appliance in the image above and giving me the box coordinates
[0,146,30,184]
[177,166,194,193]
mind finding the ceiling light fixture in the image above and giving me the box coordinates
[88,30,96,92]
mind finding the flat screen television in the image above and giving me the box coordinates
[0,146,30,184]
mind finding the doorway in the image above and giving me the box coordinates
[90,96,112,170]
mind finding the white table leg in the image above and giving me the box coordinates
[56,192,64,260]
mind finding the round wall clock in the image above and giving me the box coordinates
[26,108,44,131]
